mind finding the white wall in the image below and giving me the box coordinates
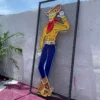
[74,0,100,100]
[0,11,38,82]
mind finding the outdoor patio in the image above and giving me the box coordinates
[0,76,74,100]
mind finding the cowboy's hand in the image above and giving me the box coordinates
[57,11,65,18]
[37,51,42,57]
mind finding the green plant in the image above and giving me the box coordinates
[0,24,24,69]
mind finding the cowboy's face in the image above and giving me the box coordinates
[48,10,57,21]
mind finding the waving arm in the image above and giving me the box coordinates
[57,11,70,31]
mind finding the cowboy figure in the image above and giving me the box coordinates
[37,4,70,97]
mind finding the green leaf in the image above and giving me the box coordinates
[0,24,3,27]
[1,32,24,43]
[0,23,23,69]
[0,47,8,56]
[9,45,22,54]
[3,31,9,38]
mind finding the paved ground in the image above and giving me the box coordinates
[0,79,45,100]
[0,79,73,100]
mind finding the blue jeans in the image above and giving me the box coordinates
[38,44,56,78]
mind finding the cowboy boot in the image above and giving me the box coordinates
[42,77,53,96]
[37,81,44,95]
[45,81,53,96]
[37,81,48,97]
[37,77,49,97]
[37,77,53,97]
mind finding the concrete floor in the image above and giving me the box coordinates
[0,79,74,100]
[0,79,45,100]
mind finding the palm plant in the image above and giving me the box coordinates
[0,24,24,69]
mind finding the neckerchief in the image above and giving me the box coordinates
[46,18,59,34]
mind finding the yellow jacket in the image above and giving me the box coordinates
[40,16,70,50]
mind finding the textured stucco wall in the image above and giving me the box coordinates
[0,14,25,81]
[0,0,100,100]
[74,0,100,100]
[0,11,38,82]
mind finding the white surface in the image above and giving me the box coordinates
[0,79,18,92]
[4,80,18,84]
[0,11,37,83]
[74,0,100,100]
[0,85,6,92]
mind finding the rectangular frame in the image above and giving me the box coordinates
[30,0,80,100]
